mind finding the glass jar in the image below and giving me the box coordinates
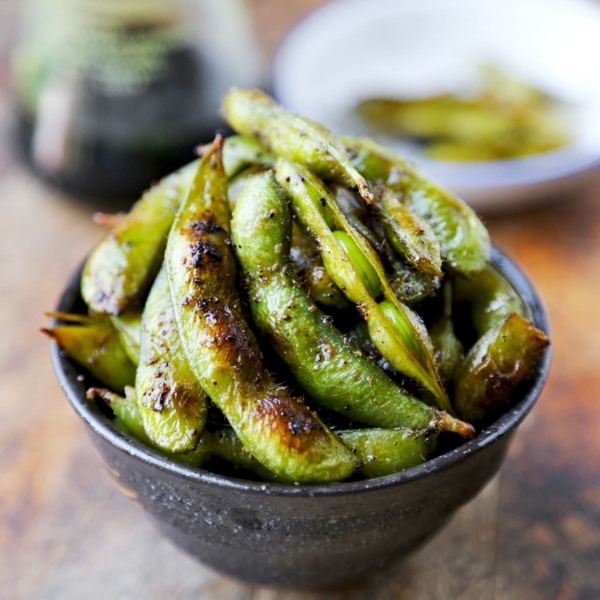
[12,0,262,206]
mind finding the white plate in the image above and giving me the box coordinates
[271,0,600,211]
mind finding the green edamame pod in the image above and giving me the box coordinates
[233,171,473,436]
[204,428,285,482]
[385,247,441,304]
[454,314,549,422]
[339,429,433,478]
[165,136,358,483]
[136,267,209,453]
[227,161,347,309]
[227,164,267,209]
[219,134,273,180]
[342,136,490,276]
[290,222,349,309]
[206,427,433,480]
[95,383,431,481]
[222,89,373,203]
[378,186,442,276]
[454,265,527,336]
[109,308,141,365]
[89,387,153,446]
[429,281,464,383]
[82,160,198,315]
[276,159,456,417]
[89,387,209,467]
[43,319,135,393]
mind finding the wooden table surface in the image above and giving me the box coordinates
[2,1,599,599]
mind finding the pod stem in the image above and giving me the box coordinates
[440,412,476,438]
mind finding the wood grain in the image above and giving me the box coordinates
[1,1,599,598]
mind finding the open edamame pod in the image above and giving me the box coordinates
[136,267,209,453]
[233,171,472,436]
[82,160,198,315]
[165,136,358,483]
[454,314,549,422]
[276,159,457,417]
[342,136,490,276]
[222,89,373,203]
[43,317,136,393]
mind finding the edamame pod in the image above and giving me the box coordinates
[429,282,464,384]
[342,136,490,276]
[454,314,549,422]
[222,89,373,203]
[43,319,136,393]
[110,308,141,365]
[276,159,456,416]
[82,160,198,315]
[136,267,209,453]
[95,384,432,481]
[233,171,472,436]
[378,186,442,276]
[89,387,209,467]
[208,427,433,480]
[454,265,527,336]
[339,429,433,478]
[386,247,441,304]
[219,134,273,179]
[165,136,358,483]
[290,222,349,309]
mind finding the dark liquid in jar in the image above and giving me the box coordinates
[15,41,229,209]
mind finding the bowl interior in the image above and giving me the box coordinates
[271,0,600,206]
[52,246,551,497]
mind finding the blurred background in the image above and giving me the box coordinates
[1,0,599,599]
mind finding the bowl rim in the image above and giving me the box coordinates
[51,245,551,497]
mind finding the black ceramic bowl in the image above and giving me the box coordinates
[50,246,551,591]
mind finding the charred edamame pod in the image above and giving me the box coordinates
[223,88,373,203]
[81,160,198,315]
[342,136,490,276]
[43,317,135,393]
[233,172,473,436]
[454,314,549,422]
[95,385,432,480]
[165,137,358,483]
[136,267,209,453]
[276,159,457,417]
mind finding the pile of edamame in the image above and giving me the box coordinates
[45,90,549,484]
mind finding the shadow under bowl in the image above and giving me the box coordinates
[50,245,551,591]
